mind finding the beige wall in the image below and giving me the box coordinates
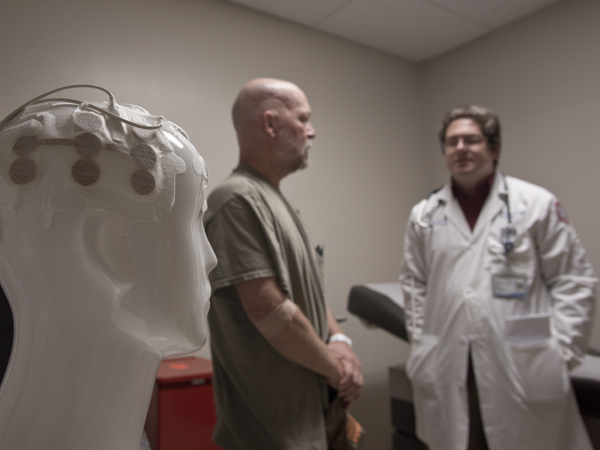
[0,0,424,448]
[419,0,600,349]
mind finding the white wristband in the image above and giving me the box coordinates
[328,333,353,347]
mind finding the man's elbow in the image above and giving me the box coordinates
[252,299,299,339]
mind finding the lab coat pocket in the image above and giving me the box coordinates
[506,315,569,403]
[406,335,439,389]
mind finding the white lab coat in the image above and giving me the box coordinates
[400,171,596,450]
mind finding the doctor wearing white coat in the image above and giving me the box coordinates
[400,105,596,450]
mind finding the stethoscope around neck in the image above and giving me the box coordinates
[416,173,517,253]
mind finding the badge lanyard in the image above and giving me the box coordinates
[499,174,516,254]
[495,175,527,299]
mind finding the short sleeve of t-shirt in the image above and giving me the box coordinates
[206,195,277,290]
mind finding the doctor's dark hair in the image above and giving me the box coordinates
[438,105,501,154]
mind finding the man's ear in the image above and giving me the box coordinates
[492,146,501,164]
[82,213,135,285]
[263,110,279,138]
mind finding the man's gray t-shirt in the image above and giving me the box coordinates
[204,163,330,450]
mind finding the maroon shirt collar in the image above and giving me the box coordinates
[451,172,495,231]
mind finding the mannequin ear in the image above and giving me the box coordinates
[82,213,135,285]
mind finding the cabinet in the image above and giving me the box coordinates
[145,357,221,450]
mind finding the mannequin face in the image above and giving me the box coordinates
[105,131,218,355]
[0,101,217,358]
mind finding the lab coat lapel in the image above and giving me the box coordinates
[471,170,504,241]
[438,181,472,241]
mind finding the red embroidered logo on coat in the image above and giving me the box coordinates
[556,201,569,224]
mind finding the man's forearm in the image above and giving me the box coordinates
[265,306,344,386]
[236,277,344,386]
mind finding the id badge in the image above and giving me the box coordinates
[492,274,527,299]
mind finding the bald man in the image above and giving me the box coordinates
[204,79,363,450]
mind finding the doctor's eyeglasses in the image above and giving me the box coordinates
[444,135,485,149]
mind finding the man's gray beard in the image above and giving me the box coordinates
[276,129,311,172]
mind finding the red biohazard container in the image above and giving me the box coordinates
[144,357,221,450]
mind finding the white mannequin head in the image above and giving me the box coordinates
[0,95,217,449]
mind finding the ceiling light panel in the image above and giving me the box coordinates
[315,0,489,61]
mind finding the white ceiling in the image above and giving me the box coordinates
[218,0,561,61]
